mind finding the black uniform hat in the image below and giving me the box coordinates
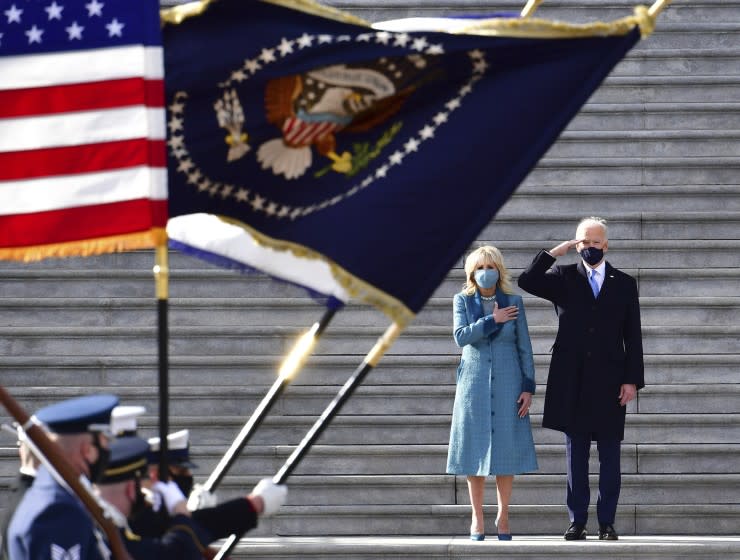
[34,394,119,435]
[99,436,150,484]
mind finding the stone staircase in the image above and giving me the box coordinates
[3,0,740,557]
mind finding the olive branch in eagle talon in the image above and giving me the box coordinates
[214,89,250,162]
[314,121,403,179]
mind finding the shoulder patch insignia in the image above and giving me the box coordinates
[51,544,81,560]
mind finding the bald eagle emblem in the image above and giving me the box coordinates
[254,56,429,180]
[169,31,491,220]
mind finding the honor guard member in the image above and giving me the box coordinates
[1,428,40,560]
[96,436,215,560]
[147,429,198,497]
[143,430,288,542]
[110,406,147,438]
[7,394,119,560]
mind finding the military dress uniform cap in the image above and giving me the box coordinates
[110,405,147,437]
[147,429,198,469]
[34,394,119,435]
[100,436,150,484]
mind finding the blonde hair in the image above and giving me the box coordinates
[463,245,514,296]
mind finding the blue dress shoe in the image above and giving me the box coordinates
[470,533,485,541]
[497,533,512,541]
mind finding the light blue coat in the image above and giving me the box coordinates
[446,290,538,476]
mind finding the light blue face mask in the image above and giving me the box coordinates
[474,269,499,289]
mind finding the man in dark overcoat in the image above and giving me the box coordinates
[518,216,644,541]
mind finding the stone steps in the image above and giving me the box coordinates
[103,442,740,476]
[2,295,738,327]
[225,535,740,560]
[570,103,740,131]
[237,503,740,537]
[4,381,739,419]
[50,413,737,446]
[1,324,736,356]
[1,266,737,299]
[524,155,740,187]
[1,353,736,387]
[481,212,740,240]
[1,442,734,478]
[237,473,740,506]
[544,130,740,159]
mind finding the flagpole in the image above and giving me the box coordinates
[200,307,338,494]
[520,0,543,18]
[212,321,404,560]
[154,244,170,481]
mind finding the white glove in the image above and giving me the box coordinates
[152,480,187,515]
[251,478,287,516]
[142,487,163,512]
[187,483,218,511]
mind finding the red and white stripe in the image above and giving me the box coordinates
[0,45,167,251]
[282,117,340,148]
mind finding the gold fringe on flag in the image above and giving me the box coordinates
[216,215,416,325]
[161,0,670,39]
[0,228,167,263]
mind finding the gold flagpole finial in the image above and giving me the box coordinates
[160,0,214,26]
[634,0,672,38]
[520,0,544,18]
[648,0,672,17]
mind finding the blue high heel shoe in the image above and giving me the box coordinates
[495,516,512,540]
[470,533,485,541]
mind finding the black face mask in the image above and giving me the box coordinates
[87,433,110,483]
[129,481,151,519]
[579,247,604,266]
[171,473,194,497]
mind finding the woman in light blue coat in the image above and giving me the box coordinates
[447,245,538,541]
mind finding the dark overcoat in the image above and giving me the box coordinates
[518,250,644,440]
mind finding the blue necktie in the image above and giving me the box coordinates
[589,271,600,298]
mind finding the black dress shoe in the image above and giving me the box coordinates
[598,524,619,540]
[564,522,587,540]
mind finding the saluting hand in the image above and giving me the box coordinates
[492,301,518,323]
[549,238,583,257]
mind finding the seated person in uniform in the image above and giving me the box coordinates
[7,394,120,560]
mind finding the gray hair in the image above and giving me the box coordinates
[577,216,608,239]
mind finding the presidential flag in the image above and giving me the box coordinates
[163,0,653,323]
[0,0,167,261]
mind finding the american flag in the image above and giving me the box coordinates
[0,0,167,261]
